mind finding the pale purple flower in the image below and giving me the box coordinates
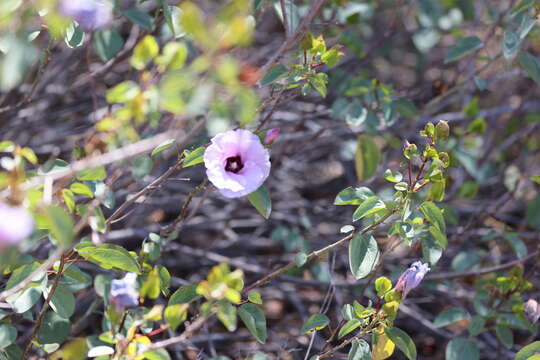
[110,273,138,312]
[204,129,271,198]
[524,299,540,324]
[0,202,33,249]
[395,261,430,299]
[59,0,113,31]
[264,128,280,144]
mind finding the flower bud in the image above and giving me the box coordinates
[264,128,280,144]
[435,120,450,141]
[395,261,430,299]
[524,299,540,324]
[0,202,33,251]
[110,273,139,312]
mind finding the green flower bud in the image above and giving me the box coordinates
[435,120,450,141]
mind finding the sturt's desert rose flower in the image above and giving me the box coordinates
[110,273,139,312]
[0,202,34,249]
[204,129,271,198]
[524,299,540,324]
[59,0,113,31]
[395,261,430,299]
[264,128,280,144]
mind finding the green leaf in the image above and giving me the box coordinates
[445,337,479,360]
[518,51,540,84]
[216,302,237,331]
[76,244,141,273]
[429,225,447,248]
[419,201,446,232]
[130,35,159,70]
[375,277,392,297]
[516,341,540,360]
[238,304,267,344]
[531,175,540,184]
[385,327,417,360]
[248,292,263,305]
[168,284,201,305]
[183,146,205,167]
[301,313,330,334]
[384,169,403,183]
[505,232,528,259]
[70,182,94,198]
[334,187,375,205]
[445,36,483,63]
[47,284,75,319]
[94,29,124,62]
[511,0,536,15]
[124,8,153,30]
[64,23,84,49]
[354,134,380,180]
[0,324,17,349]
[131,155,153,180]
[468,315,485,336]
[260,65,288,86]
[151,139,176,156]
[62,189,75,213]
[165,304,188,331]
[43,205,74,246]
[433,308,469,328]
[495,325,513,349]
[106,81,140,103]
[76,166,107,181]
[7,286,42,313]
[349,233,379,279]
[246,186,271,219]
[348,339,370,360]
[338,319,361,339]
[526,194,540,229]
[37,311,71,345]
[352,196,386,221]
[294,252,308,267]
[393,98,418,118]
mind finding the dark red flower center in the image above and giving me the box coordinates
[225,155,244,173]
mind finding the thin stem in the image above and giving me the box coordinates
[22,254,66,358]
[243,207,400,294]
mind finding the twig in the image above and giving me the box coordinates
[21,118,206,190]
[426,250,539,281]
[280,0,290,37]
[22,254,66,358]
[243,207,400,294]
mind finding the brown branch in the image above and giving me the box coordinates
[22,254,66,358]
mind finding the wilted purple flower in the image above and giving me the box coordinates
[204,129,271,198]
[59,0,113,31]
[264,128,280,144]
[0,202,33,250]
[395,261,430,299]
[524,299,540,324]
[110,273,138,312]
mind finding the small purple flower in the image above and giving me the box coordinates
[524,299,540,324]
[204,129,271,198]
[110,273,138,312]
[264,128,280,144]
[59,0,113,31]
[395,261,430,299]
[0,202,33,250]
